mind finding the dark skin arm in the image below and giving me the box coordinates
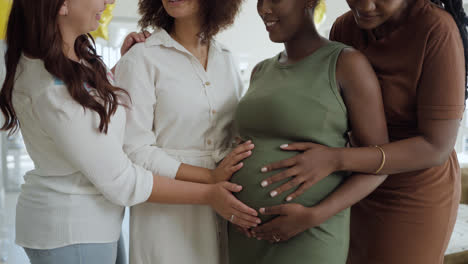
[260,109,459,203]
[335,120,460,174]
[252,48,389,242]
[260,24,465,202]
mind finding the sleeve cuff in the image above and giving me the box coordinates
[213,148,234,164]
[141,169,155,203]
[418,105,465,120]
[157,156,182,179]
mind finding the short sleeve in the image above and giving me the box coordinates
[417,21,466,120]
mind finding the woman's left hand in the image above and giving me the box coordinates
[260,142,340,202]
[210,140,255,183]
[120,31,151,56]
[251,204,323,243]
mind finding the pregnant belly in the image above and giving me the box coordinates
[231,145,347,222]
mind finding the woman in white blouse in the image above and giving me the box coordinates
[114,0,246,263]
[0,0,259,263]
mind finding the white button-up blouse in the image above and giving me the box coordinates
[115,28,244,178]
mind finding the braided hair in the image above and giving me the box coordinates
[431,0,468,98]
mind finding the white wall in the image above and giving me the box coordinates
[321,1,351,36]
[216,0,282,79]
[114,0,140,18]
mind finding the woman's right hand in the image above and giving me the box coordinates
[210,140,254,183]
[120,31,151,56]
[209,181,261,228]
[259,142,340,202]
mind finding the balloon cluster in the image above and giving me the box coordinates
[90,3,116,41]
[314,0,327,26]
[0,0,12,40]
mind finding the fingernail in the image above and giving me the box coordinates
[246,140,252,144]
[270,190,278,197]
[261,181,268,187]
[261,167,268,173]
[259,208,265,214]
[280,144,289,148]
[286,196,292,202]
[256,219,261,224]
[247,151,252,155]
[249,144,255,148]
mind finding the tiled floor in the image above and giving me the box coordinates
[1,192,467,264]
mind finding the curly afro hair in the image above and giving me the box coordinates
[138,0,244,42]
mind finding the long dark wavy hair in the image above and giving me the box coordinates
[0,0,128,135]
[138,0,244,42]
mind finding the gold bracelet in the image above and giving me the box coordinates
[374,145,386,174]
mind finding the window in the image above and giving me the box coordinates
[1,133,31,191]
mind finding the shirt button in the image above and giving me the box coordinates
[205,81,211,86]
[207,139,212,145]
[211,110,216,114]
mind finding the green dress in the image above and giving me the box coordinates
[229,42,351,264]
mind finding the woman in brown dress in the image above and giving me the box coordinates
[250,0,468,263]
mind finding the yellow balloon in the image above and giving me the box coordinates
[0,0,13,40]
[314,0,326,26]
[90,3,115,40]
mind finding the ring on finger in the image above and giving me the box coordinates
[230,214,235,223]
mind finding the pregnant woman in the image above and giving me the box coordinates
[228,0,389,263]
[255,0,467,263]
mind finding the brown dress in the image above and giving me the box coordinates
[330,0,465,263]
